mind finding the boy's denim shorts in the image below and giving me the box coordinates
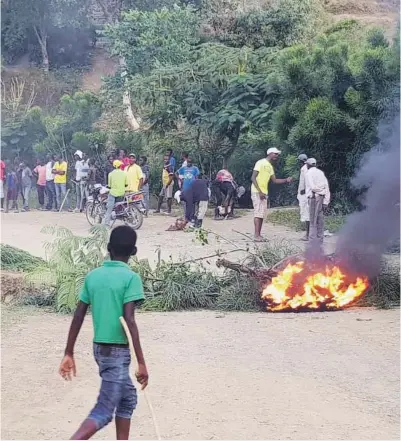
[87,343,137,430]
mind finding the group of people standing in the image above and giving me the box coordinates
[249,147,330,244]
[1,146,331,244]
[0,154,72,213]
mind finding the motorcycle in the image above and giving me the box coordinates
[86,184,145,230]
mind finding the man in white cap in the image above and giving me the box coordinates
[73,150,84,212]
[297,153,309,240]
[305,158,330,246]
[251,147,293,241]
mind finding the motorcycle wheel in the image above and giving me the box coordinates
[86,202,104,226]
[126,204,144,230]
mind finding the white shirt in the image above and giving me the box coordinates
[46,161,55,181]
[81,159,89,179]
[305,167,330,205]
[297,163,308,195]
[75,160,84,181]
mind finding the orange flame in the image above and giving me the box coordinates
[261,261,369,312]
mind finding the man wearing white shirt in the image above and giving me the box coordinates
[297,154,309,240]
[74,150,85,212]
[45,154,57,210]
[305,158,330,245]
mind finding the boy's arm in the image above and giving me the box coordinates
[59,301,88,380]
[123,301,149,389]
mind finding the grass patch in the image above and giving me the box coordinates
[267,208,345,233]
[0,244,46,272]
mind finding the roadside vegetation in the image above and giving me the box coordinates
[1,226,399,312]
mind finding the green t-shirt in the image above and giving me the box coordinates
[108,169,127,197]
[80,260,145,344]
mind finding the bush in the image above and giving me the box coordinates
[0,244,45,272]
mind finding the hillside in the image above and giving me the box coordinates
[80,0,399,93]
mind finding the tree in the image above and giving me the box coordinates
[105,6,200,75]
[2,0,90,71]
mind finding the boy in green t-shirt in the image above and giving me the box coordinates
[59,225,148,440]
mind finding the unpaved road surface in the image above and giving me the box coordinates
[1,307,399,440]
[0,209,336,266]
[1,211,399,440]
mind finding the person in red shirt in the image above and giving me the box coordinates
[213,168,236,219]
[118,149,130,170]
[33,158,47,210]
[0,159,5,211]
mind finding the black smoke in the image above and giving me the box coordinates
[335,114,400,277]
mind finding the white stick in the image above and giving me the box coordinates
[119,316,162,440]
[59,188,70,212]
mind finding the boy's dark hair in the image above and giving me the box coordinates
[108,225,137,257]
[166,148,173,155]
[140,155,147,162]
[182,151,188,159]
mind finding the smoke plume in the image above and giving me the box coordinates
[335,114,400,278]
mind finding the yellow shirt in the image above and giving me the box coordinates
[53,161,67,184]
[251,158,274,194]
[125,164,144,192]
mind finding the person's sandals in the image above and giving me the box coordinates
[254,236,267,242]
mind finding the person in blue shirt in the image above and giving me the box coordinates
[177,156,200,192]
[166,149,176,171]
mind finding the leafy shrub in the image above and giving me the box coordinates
[0,244,45,272]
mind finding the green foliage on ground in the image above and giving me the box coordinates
[0,244,45,271]
[267,208,345,233]
[3,226,397,312]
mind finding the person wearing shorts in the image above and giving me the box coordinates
[155,154,174,214]
[251,147,292,241]
[59,226,148,440]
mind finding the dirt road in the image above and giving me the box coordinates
[1,211,399,440]
[1,307,399,440]
[0,210,336,265]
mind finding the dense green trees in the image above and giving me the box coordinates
[103,4,398,208]
[2,0,93,70]
[1,0,399,209]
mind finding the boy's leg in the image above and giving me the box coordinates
[71,344,130,440]
[115,376,137,440]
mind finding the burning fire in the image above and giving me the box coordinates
[262,261,369,312]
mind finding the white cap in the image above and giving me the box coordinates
[74,150,83,159]
[266,147,281,155]
[306,158,317,165]
[298,153,308,162]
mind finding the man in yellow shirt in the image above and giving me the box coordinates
[125,153,144,193]
[251,147,292,241]
[52,154,70,211]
